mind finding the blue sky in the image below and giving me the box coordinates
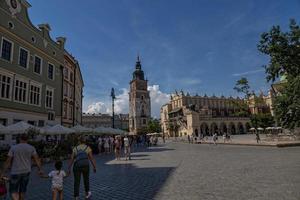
[28,0,300,117]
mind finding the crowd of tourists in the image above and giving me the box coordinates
[187,132,232,145]
[0,133,159,200]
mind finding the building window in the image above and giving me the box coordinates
[69,87,73,98]
[64,68,68,80]
[69,105,73,120]
[48,64,54,80]
[8,21,14,29]
[48,112,55,121]
[14,79,27,103]
[0,73,12,99]
[70,72,74,82]
[0,118,7,126]
[19,47,29,68]
[1,38,13,62]
[143,119,146,125]
[27,121,36,126]
[34,56,42,74]
[38,120,44,127]
[45,87,54,109]
[29,83,41,106]
[64,82,68,97]
[63,102,68,119]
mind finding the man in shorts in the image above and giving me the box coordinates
[1,134,43,200]
[123,136,131,160]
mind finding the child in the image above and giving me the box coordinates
[41,161,69,200]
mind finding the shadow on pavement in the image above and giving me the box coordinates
[26,145,175,200]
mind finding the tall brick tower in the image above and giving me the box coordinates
[129,56,151,135]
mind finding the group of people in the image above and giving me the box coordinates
[0,134,96,200]
[187,132,232,145]
[97,135,131,161]
[0,133,160,200]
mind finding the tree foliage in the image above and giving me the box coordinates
[250,113,275,128]
[258,19,300,129]
[147,118,161,133]
[233,77,251,97]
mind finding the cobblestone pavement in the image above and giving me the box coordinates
[24,141,300,200]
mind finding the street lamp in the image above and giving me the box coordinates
[111,88,116,128]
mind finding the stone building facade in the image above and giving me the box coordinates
[0,0,65,127]
[62,52,83,127]
[0,0,84,130]
[161,92,251,137]
[129,56,151,135]
[82,113,129,130]
[82,113,112,128]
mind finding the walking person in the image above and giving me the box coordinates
[123,136,131,160]
[187,135,191,144]
[104,137,109,154]
[223,133,226,143]
[40,161,69,200]
[1,134,43,200]
[256,132,260,143]
[212,133,218,145]
[97,137,103,155]
[114,136,121,160]
[68,136,97,200]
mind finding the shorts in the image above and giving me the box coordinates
[9,173,30,194]
[52,185,63,192]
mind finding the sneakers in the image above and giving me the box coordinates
[86,191,92,199]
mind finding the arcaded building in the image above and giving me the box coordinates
[161,91,251,137]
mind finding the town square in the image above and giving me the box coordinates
[0,0,300,200]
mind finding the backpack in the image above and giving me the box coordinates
[74,145,89,167]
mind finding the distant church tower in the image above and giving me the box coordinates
[129,56,151,135]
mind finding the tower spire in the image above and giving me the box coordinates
[135,54,142,70]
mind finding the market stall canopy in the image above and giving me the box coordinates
[94,127,127,136]
[257,127,264,131]
[0,121,36,134]
[71,125,93,133]
[249,128,256,131]
[42,124,75,135]
[94,127,110,135]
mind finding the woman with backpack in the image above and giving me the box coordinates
[68,136,97,200]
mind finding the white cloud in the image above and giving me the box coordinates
[107,88,129,114]
[86,102,109,114]
[84,85,170,118]
[148,85,170,118]
[232,69,264,76]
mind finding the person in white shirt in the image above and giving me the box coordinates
[98,137,103,154]
[41,161,69,200]
[123,136,131,160]
[104,137,110,154]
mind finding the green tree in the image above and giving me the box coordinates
[258,19,300,129]
[147,118,161,133]
[250,113,275,128]
[233,77,251,117]
[233,77,251,98]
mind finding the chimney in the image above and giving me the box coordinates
[38,23,51,37]
[56,37,66,49]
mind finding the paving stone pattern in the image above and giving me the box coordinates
[23,142,300,200]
